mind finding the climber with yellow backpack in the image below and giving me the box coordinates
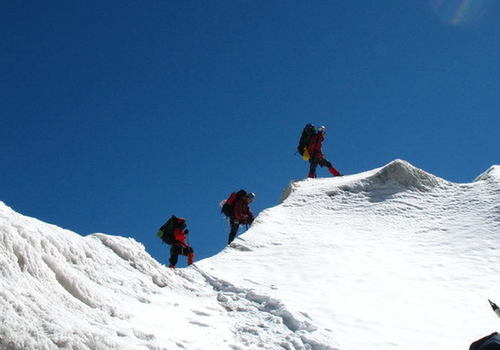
[297,124,342,178]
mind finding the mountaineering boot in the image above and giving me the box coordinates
[308,172,316,178]
[187,252,195,265]
[328,166,341,177]
[168,264,175,268]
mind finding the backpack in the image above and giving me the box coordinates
[220,190,247,217]
[297,123,316,160]
[156,215,178,245]
[470,332,500,350]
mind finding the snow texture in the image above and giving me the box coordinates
[1,159,499,350]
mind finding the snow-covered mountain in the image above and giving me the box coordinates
[1,160,499,350]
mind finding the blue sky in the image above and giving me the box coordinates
[2,1,499,266]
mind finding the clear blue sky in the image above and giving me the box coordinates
[2,1,499,266]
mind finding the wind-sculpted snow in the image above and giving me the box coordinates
[280,160,443,205]
[0,200,335,349]
[475,165,500,182]
[193,266,337,350]
[1,160,499,350]
[364,159,443,189]
[201,160,500,350]
[330,159,445,197]
[0,202,189,349]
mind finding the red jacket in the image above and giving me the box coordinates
[233,198,254,222]
[173,218,189,247]
[173,228,189,247]
[307,133,324,159]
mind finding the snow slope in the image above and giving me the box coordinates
[1,160,499,350]
[0,201,317,350]
[199,160,500,350]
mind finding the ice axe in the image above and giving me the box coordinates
[488,299,500,318]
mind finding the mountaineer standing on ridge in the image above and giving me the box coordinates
[297,124,342,178]
[220,190,255,244]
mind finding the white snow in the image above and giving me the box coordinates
[475,165,500,182]
[1,159,499,350]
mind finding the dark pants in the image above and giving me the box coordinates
[309,157,340,177]
[228,217,240,244]
[169,244,194,266]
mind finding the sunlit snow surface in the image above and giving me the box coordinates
[1,160,499,350]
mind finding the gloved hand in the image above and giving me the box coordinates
[184,229,189,235]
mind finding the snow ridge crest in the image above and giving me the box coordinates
[368,159,442,190]
[279,160,441,204]
[474,165,500,182]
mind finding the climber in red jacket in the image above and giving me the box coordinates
[169,217,195,268]
[307,125,342,178]
[228,192,255,244]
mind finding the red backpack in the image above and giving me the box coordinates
[220,190,247,217]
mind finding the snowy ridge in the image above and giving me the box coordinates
[0,201,192,349]
[1,160,500,350]
[280,160,445,205]
[358,159,443,190]
[200,160,500,350]
[475,165,500,182]
[0,200,331,349]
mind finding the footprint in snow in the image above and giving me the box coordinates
[192,309,211,317]
[189,320,210,327]
[243,278,260,286]
[229,242,252,252]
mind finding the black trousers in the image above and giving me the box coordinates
[309,157,333,175]
[169,244,194,266]
[228,217,240,244]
